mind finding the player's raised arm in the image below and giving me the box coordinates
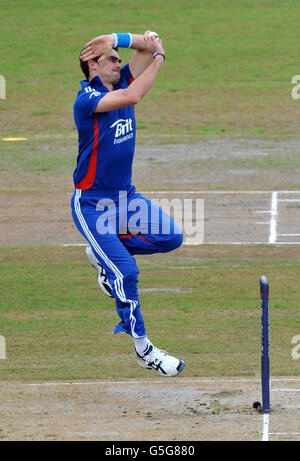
[80,31,161,78]
[80,34,115,63]
[128,31,160,79]
[92,36,165,113]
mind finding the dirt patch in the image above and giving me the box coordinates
[0,378,299,441]
[1,137,300,246]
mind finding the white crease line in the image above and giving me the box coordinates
[269,433,300,435]
[68,191,300,196]
[27,379,258,387]
[142,191,300,194]
[278,234,300,237]
[269,192,278,244]
[61,243,204,247]
[262,413,269,442]
[205,242,268,245]
[62,242,300,247]
[63,243,87,246]
[269,242,300,245]
[271,389,300,392]
[64,190,300,247]
[278,199,300,202]
[26,378,300,387]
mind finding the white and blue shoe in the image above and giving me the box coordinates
[85,245,113,297]
[136,344,185,377]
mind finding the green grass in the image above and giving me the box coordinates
[1,0,300,137]
[2,131,300,181]
[0,246,299,381]
[224,152,300,172]
[0,135,77,175]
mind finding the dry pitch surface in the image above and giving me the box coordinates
[1,136,300,441]
[1,378,300,441]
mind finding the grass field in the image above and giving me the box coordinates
[1,0,300,137]
[0,246,299,381]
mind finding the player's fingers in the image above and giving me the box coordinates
[81,48,98,61]
[148,35,157,45]
[80,54,93,62]
[80,46,92,57]
[98,54,107,62]
[80,54,91,62]
[143,32,152,47]
[86,54,96,62]
[82,40,93,50]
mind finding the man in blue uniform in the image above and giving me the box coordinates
[71,31,185,376]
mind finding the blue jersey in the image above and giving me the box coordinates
[73,64,136,191]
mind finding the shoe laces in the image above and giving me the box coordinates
[144,345,168,367]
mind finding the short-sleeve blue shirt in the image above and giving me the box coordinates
[73,63,136,191]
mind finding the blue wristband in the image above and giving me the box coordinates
[112,33,132,48]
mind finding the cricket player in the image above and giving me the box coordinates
[71,31,185,376]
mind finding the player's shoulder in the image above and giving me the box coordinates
[74,78,107,117]
[75,82,103,102]
[75,87,102,104]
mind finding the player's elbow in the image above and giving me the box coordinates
[126,89,142,106]
[132,94,142,105]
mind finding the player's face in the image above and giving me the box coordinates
[96,51,122,86]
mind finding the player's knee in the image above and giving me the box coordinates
[116,261,139,301]
[164,228,183,252]
[121,260,139,283]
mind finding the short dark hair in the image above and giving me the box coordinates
[79,55,91,80]
[79,47,119,81]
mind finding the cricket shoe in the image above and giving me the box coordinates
[85,245,113,297]
[136,344,185,377]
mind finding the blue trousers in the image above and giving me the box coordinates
[71,186,183,338]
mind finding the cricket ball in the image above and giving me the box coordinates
[149,31,159,40]
[253,401,262,410]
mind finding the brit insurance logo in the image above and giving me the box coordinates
[110,118,134,144]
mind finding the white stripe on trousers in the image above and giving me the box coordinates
[74,189,140,338]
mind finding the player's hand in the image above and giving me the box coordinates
[80,35,115,62]
[143,30,165,56]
